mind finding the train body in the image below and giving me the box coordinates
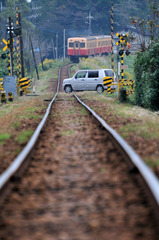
[67,35,111,62]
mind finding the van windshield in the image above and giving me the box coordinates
[104,70,114,78]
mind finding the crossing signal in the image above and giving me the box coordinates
[119,49,131,56]
[1,53,6,59]
[119,49,124,56]
[14,27,20,36]
[125,50,131,56]
[7,26,14,34]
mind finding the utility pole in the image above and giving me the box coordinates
[36,27,44,71]
[51,33,55,59]
[56,33,58,59]
[86,12,94,35]
[28,30,33,79]
[63,29,65,61]
[29,35,39,80]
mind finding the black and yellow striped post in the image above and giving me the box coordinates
[16,6,21,94]
[111,1,114,71]
[7,51,11,76]
[19,77,31,95]
[1,91,7,103]
[103,77,113,94]
[121,48,124,82]
[0,78,3,91]
[8,92,13,102]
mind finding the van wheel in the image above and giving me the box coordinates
[96,85,104,93]
[65,85,72,93]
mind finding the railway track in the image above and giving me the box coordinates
[0,63,159,240]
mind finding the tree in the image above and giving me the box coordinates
[134,43,159,110]
[130,0,159,51]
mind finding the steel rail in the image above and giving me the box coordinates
[73,92,159,208]
[0,64,66,192]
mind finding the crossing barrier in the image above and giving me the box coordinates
[118,79,134,95]
[103,77,134,95]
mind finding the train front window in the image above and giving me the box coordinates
[69,42,74,48]
[76,43,78,48]
[80,43,85,48]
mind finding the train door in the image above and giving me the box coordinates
[73,41,80,56]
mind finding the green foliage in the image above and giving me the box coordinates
[17,130,33,144]
[41,59,55,71]
[134,43,159,110]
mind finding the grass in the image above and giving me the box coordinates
[11,121,21,129]
[81,107,87,116]
[145,158,159,167]
[20,114,42,120]
[66,109,74,115]
[0,133,11,145]
[61,129,74,136]
[17,130,34,144]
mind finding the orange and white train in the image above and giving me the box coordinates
[67,35,111,62]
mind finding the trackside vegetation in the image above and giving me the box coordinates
[134,43,159,111]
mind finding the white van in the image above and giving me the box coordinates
[63,69,117,93]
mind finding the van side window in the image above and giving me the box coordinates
[76,71,87,78]
[88,71,99,78]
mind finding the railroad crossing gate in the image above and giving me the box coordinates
[103,77,134,95]
[118,79,135,95]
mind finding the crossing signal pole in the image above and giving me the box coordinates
[18,10,25,78]
[7,17,14,75]
[116,33,130,82]
[111,1,114,71]
[16,6,21,93]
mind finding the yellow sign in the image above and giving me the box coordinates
[116,33,129,46]
[2,38,14,52]
[3,38,10,51]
